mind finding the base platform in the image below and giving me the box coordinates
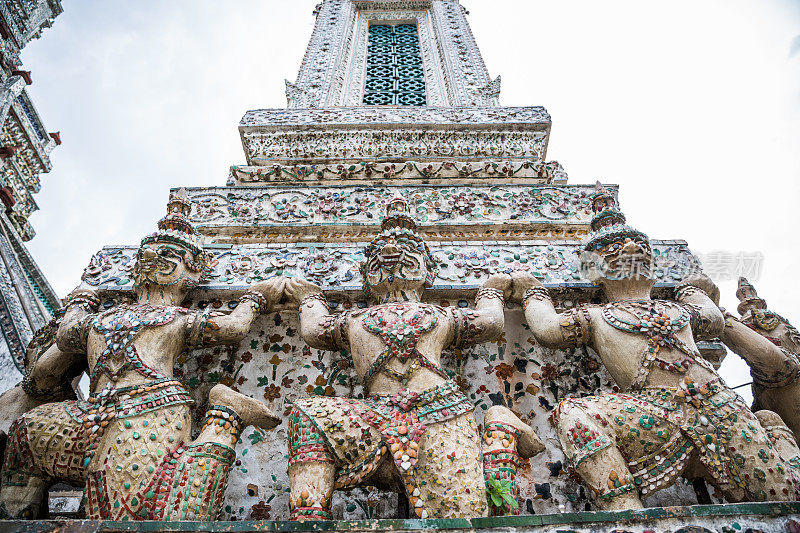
[0,502,798,533]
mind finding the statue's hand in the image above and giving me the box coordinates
[285,278,323,305]
[250,277,287,309]
[679,273,720,306]
[509,270,543,303]
[65,287,99,302]
[63,287,100,312]
[483,273,513,299]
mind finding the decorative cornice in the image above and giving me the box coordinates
[240,106,550,129]
[239,107,551,165]
[243,129,548,166]
[180,183,601,240]
[352,0,432,10]
[81,239,697,293]
[229,160,567,185]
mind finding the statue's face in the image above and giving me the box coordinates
[585,234,653,282]
[363,234,432,296]
[132,241,201,292]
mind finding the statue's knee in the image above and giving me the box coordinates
[553,400,615,464]
[288,407,309,440]
[554,398,590,431]
[288,407,334,467]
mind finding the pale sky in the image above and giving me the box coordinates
[19,1,800,399]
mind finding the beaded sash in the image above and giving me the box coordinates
[90,304,184,386]
[601,300,712,389]
[361,303,449,385]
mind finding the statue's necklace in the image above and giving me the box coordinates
[361,303,443,385]
[601,300,699,389]
[91,304,178,385]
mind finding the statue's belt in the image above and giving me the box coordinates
[67,379,194,423]
[291,379,474,489]
[368,379,472,423]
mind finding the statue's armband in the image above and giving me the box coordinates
[186,309,216,349]
[449,307,487,349]
[683,302,713,339]
[57,313,93,354]
[559,306,593,347]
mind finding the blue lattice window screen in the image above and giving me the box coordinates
[363,24,427,106]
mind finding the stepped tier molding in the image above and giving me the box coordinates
[239,106,551,165]
[229,160,568,185]
[184,184,607,240]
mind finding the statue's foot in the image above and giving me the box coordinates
[596,492,643,511]
[0,478,48,519]
[485,405,544,458]
[208,384,280,430]
[755,409,800,464]
[755,409,788,429]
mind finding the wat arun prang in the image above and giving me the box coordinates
[0,0,799,527]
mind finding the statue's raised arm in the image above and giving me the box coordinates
[718,278,800,442]
[673,273,724,341]
[286,277,344,351]
[446,273,511,349]
[512,271,591,350]
[184,277,285,349]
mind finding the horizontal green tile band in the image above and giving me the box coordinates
[0,502,799,532]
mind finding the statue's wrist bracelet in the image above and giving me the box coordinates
[475,287,504,305]
[239,290,269,313]
[674,283,708,301]
[64,292,100,313]
[522,286,551,307]
[300,292,329,311]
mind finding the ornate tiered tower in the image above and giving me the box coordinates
[0,0,61,393]
[79,0,724,522]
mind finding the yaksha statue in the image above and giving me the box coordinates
[513,184,800,510]
[284,199,543,520]
[0,190,282,520]
[719,278,800,441]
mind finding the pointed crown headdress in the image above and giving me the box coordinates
[362,197,438,283]
[736,277,767,315]
[140,189,209,273]
[583,182,650,252]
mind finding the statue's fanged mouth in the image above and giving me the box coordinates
[378,253,402,267]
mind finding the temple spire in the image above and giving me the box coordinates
[287,0,498,108]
